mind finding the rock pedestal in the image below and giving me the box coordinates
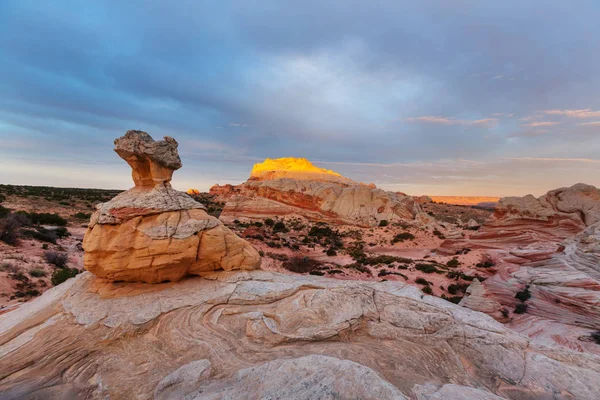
[82,130,260,283]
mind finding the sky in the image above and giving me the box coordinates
[1,0,599,197]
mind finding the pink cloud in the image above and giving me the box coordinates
[406,116,498,128]
[543,109,600,118]
[521,121,560,127]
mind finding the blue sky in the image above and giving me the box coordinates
[1,0,599,196]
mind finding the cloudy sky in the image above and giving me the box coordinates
[1,1,599,196]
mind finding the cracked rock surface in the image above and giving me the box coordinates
[1,271,599,399]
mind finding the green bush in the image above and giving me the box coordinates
[448,283,461,295]
[51,268,80,286]
[264,218,274,227]
[29,269,47,278]
[391,232,415,244]
[415,277,429,285]
[282,256,321,273]
[514,303,528,314]
[446,258,460,267]
[421,286,433,295]
[515,286,531,302]
[0,205,10,218]
[72,212,91,220]
[476,260,495,268]
[0,215,21,245]
[44,251,68,268]
[16,211,67,226]
[415,263,439,273]
[378,220,388,227]
[326,248,337,256]
[272,221,288,233]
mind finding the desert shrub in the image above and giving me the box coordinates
[347,241,366,261]
[476,260,495,268]
[326,248,337,256]
[309,270,325,276]
[0,205,11,218]
[415,263,439,273]
[345,262,372,275]
[446,296,463,304]
[378,270,407,279]
[378,220,388,227]
[264,218,274,227]
[514,303,528,314]
[51,268,80,286]
[53,227,70,239]
[272,221,288,234]
[0,262,16,272]
[21,228,57,244]
[44,251,68,268]
[42,243,49,250]
[421,286,433,295]
[72,212,91,220]
[391,232,415,244]
[282,256,321,273]
[258,250,265,257]
[446,258,460,267]
[0,215,21,245]
[29,268,47,278]
[309,225,334,237]
[16,212,67,226]
[501,308,510,318]
[327,269,343,275]
[415,277,429,285]
[515,286,531,302]
[362,255,406,265]
[266,252,289,262]
[447,283,462,295]
[253,221,263,228]
[433,229,445,239]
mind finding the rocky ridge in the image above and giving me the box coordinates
[211,157,423,227]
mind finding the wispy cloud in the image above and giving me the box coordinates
[504,157,600,164]
[577,121,600,126]
[543,109,600,118]
[492,75,504,80]
[229,123,249,127]
[521,121,560,127]
[405,116,498,127]
[509,129,549,138]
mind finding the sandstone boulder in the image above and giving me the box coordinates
[82,131,260,283]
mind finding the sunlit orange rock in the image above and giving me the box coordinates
[187,188,201,195]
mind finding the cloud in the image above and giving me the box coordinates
[521,121,560,127]
[543,109,600,118]
[405,116,498,128]
[577,121,600,126]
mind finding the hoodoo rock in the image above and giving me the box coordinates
[82,130,260,283]
[210,157,422,227]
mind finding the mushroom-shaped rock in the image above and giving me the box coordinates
[83,130,261,283]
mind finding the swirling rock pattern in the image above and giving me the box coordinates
[1,271,600,399]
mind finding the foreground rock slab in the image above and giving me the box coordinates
[83,130,260,283]
[1,271,599,399]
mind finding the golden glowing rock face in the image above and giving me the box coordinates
[187,188,201,195]
[250,157,342,181]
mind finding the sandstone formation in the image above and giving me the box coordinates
[2,270,600,399]
[82,131,260,283]
[210,157,422,227]
[438,184,600,351]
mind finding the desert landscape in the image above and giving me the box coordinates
[2,2,600,399]
[1,130,600,400]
